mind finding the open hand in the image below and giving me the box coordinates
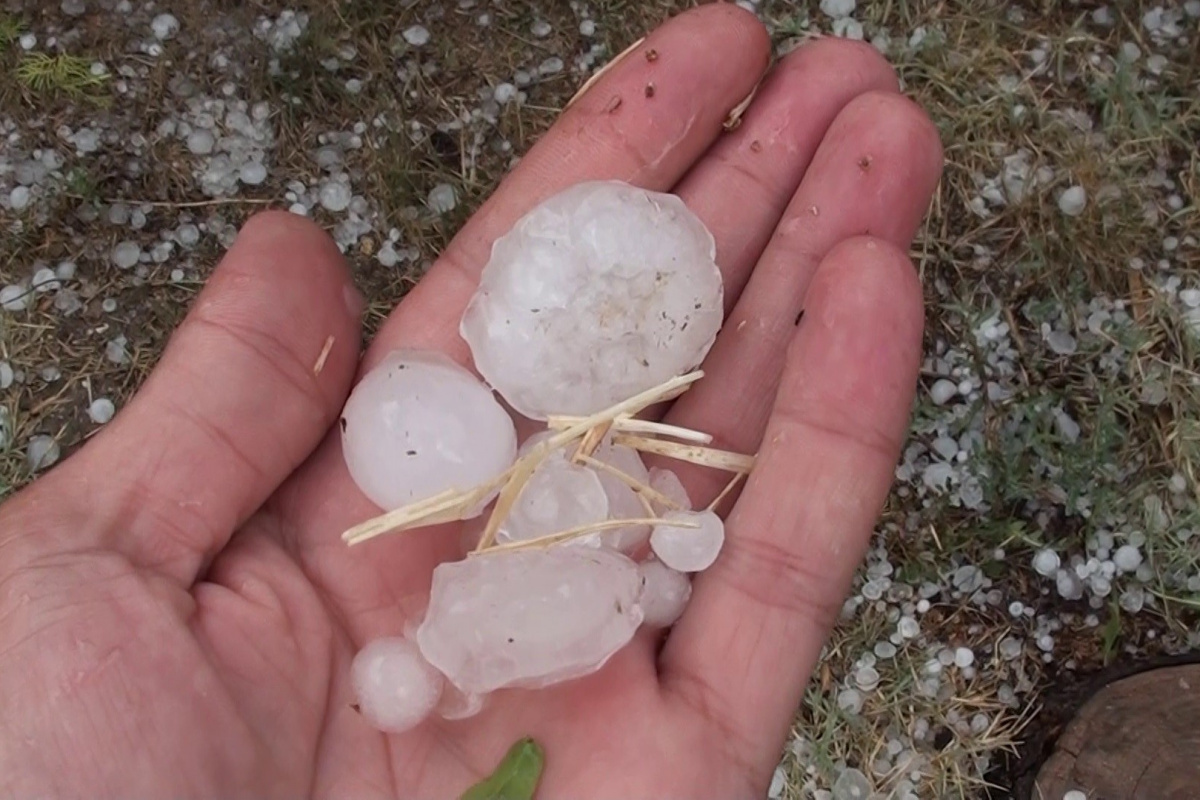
[0,6,942,798]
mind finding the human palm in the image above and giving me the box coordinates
[0,7,942,798]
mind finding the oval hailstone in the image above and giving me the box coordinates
[460,180,724,420]
[416,548,643,695]
[650,509,725,572]
[637,558,692,627]
[340,350,517,512]
[350,637,444,733]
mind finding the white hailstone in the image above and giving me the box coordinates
[106,336,129,365]
[461,181,723,420]
[0,362,12,390]
[499,455,609,545]
[350,637,444,733]
[239,161,268,186]
[954,647,975,668]
[56,261,76,281]
[820,0,856,18]
[1113,544,1142,572]
[319,180,353,213]
[854,665,880,691]
[1056,568,1084,600]
[112,242,141,269]
[32,267,59,292]
[1045,330,1077,355]
[427,183,457,214]
[832,767,872,800]
[538,56,564,75]
[88,398,116,424]
[61,0,86,15]
[1,285,28,311]
[1188,0,1200,18]
[493,82,517,104]
[340,350,517,513]
[1057,185,1087,217]
[999,637,1023,660]
[19,32,36,51]
[637,558,691,627]
[151,13,180,40]
[767,766,786,800]
[530,20,552,37]
[837,688,864,713]
[187,129,216,155]
[832,17,864,39]
[1032,548,1060,576]
[1009,601,1025,617]
[1119,587,1145,613]
[1063,791,1086,800]
[10,186,31,211]
[416,547,642,694]
[873,641,897,659]
[579,19,596,36]
[650,509,725,573]
[898,616,920,639]
[27,435,60,471]
[930,378,958,405]
[591,436,653,551]
[435,682,486,720]
[101,298,118,314]
[403,25,430,46]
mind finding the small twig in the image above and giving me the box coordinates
[64,193,276,209]
[723,75,763,131]
[706,471,746,513]
[313,336,335,376]
[548,415,713,445]
[613,433,756,473]
[477,516,697,555]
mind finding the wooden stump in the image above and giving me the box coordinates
[1030,664,1200,799]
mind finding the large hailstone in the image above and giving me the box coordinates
[340,350,517,513]
[351,637,444,733]
[416,548,643,695]
[460,180,724,420]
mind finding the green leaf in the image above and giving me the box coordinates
[459,736,545,800]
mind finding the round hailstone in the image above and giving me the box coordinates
[416,547,643,695]
[1032,548,1060,577]
[1058,185,1087,217]
[590,436,653,552]
[239,161,268,186]
[340,349,517,513]
[0,284,28,311]
[350,637,444,733]
[112,242,141,270]
[10,186,31,211]
[637,558,692,627]
[319,180,352,213]
[186,130,215,155]
[427,183,456,214]
[403,24,430,46]
[460,180,724,420]
[32,267,59,292]
[650,509,725,573]
[498,456,609,545]
[89,398,116,424]
[151,13,180,40]
[27,435,60,471]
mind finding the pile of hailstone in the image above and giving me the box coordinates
[339,181,753,733]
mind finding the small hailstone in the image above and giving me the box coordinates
[319,180,353,213]
[340,350,516,513]
[649,467,691,513]
[416,547,642,694]
[427,183,457,214]
[56,261,76,281]
[101,298,118,314]
[874,641,896,659]
[27,435,60,471]
[820,0,857,18]
[999,637,1023,660]
[898,616,919,639]
[461,181,723,420]
[187,130,215,155]
[854,665,880,691]
[930,379,958,405]
[832,768,872,800]
[112,242,142,270]
[1045,330,1077,355]
[767,766,786,799]
[531,20,551,37]
[580,19,596,36]
[170,269,185,282]
[1063,791,1087,800]
[151,13,180,40]
[88,398,116,424]
[1009,601,1024,617]
[650,509,725,573]
[0,362,12,389]
[1033,548,1060,577]
[1056,569,1084,600]
[403,25,430,46]
[106,336,129,365]
[538,57,564,75]
[1058,185,1087,217]
[954,647,975,667]
[239,161,268,186]
[837,688,864,713]
[19,33,36,51]
[637,558,692,627]
[1119,587,1145,613]
[1,284,29,311]
[494,82,517,104]
[350,638,444,733]
[10,186,31,211]
[61,0,87,15]
[1113,544,1142,572]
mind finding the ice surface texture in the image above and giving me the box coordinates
[651,509,725,572]
[460,180,724,420]
[341,350,517,512]
[417,548,643,694]
[350,637,444,733]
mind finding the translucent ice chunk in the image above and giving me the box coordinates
[499,456,609,545]
[648,466,691,513]
[416,548,643,694]
[637,558,691,627]
[460,180,724,420]
[650,509,725,572]
[351,637,444,733]
[435,683,487,721]
[591,436,652,552]
[340,349,517,512]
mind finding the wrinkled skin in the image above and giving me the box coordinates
[0,7,942,799]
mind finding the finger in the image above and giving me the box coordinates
[665,91,943,505]
[660,237,925,778]
[674,37,900,313]
[280,4,773,642]
[362,2,771,371]
[54,212,362,585]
